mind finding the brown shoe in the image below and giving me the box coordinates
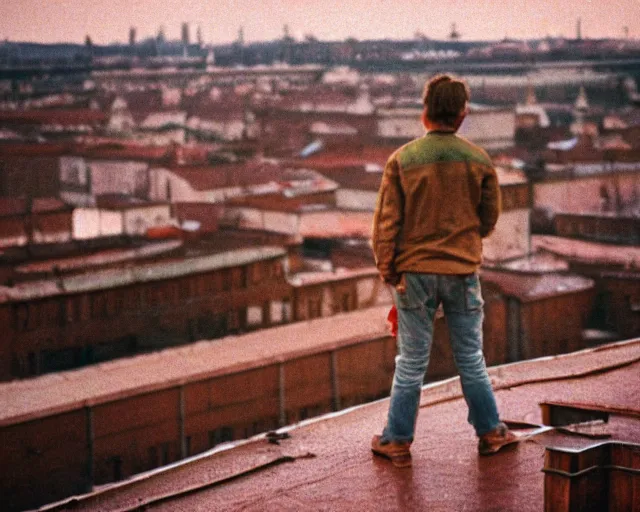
[478,422,519,456]
[371,435,412,467]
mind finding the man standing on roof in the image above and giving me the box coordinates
[371,74,517,467]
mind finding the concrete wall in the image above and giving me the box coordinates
[73,208,123,239]
[335,189,378,211]
[534,172,640,215]
[483,209,531,262]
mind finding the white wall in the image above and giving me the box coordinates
[73,205,174,238]
[73,208,123,239]
[223,207,299,235]
[377,114,423,139]
[458,110,515,150]
[335,189,378,211]
[299,210,373,238]
[32,227,72,245]
[534,173,640,214]
[149,167,243,204]
[122,205,173,236]
[0,232,27,249]
[483,209,530,262]
[90,160,149,197]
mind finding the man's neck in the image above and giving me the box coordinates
[428,127,457,134]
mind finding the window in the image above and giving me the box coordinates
[231,267,247,288]
[14,304,28,331]
[308,298,322,319]
[250,262,263,284]
[91,294,107,319]
[222,270,232,291]
[160,442,170,465]
[111,456,123,481]
[282,299,292,322]
[28,352,38,376]
[209,427,234,447]
[247,306,263,326]
[227,310,241,331]
[341,293,351,312]
[270,301,283,324]
[148,446,158,468]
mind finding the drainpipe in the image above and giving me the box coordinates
[330,350,341,412]
[85,406,94,492]
[278,363,286,427]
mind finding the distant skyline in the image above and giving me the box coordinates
[1,0,639,45]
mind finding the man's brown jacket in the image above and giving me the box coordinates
[372,131,501,282]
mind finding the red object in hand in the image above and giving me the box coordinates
[387,305,398,338]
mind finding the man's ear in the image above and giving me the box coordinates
[421,108,430,130]
[453,107,468,130]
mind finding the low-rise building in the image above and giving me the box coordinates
[0,197,73,249]
[8,336,639,512]
[0,241,290,380]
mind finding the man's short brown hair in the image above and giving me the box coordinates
[422,74,470,127]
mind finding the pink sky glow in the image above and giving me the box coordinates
[1,0,638,45]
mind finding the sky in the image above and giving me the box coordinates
[1,0,639,46]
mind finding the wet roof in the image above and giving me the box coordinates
[533,235,640,269]
[288,266,379,286]
[287,146,395,170]
[0,305,390,427]
[14,240,183,275]
[0,246,286,303]
[165,161,286,190]
[40,338,640,512]
[480,269,594,301]
[0,109,106,126]
[0,197,71,217]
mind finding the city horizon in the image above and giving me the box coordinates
[1,0,639,47]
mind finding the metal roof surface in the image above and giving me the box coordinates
[480,269,594,301]
[0,246,286,303]
[0,305,391,427]
[533,235,640,268]
[39,338,640,512]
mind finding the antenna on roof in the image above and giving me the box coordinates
[449,23,460,41]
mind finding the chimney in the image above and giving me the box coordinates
[576,17,582,40]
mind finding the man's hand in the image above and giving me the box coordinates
[381,273,400,287]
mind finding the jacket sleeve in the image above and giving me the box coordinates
[372,156,404,282]
[478,165,501,238]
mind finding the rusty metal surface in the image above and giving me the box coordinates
[0,305,391,427]
[42,341,640,512]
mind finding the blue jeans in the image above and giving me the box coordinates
[382,272,500,442]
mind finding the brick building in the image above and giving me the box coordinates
[0,243,290,380]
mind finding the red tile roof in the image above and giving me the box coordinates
[77,141,171,162]
[0,197,70,217]
[167,161,285,190]
[287,146,395,169]
[0,109,106,126]
[0,141,71,156]
[181,91,246,121]
[225,191,334,212]
[320,166,383,191]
